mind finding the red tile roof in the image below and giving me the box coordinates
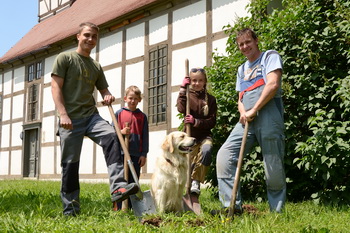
[0,0,158,64]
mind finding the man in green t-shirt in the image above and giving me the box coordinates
[51,22,138,216]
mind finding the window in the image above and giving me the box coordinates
[148,45,168,124]
[28,84,39,121]
[27,61,43,82]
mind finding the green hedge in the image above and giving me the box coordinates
[206,0,350,205]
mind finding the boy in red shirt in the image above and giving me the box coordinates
[113,85,149,210]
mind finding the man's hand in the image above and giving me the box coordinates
[184,114,195,124]
[60,113,73,130]
[102,94,115,105]
[99,88,115,105]
[245,108,257,122]
[239,114,247,125]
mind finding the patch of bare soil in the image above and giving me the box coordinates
[242,204,260,215]
[141,217,163,227]
[185,218,205,227]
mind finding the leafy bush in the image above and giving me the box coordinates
[206,0,350,205]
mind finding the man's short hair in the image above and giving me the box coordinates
[236,28,258,41]
[78,22,99,33]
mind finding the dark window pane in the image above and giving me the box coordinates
[148,45,167,124]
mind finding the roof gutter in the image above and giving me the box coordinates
[1,45,51,67]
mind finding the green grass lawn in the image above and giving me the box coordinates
[0,180,349,232]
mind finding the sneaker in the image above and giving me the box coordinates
[111,183,139,203]
[190,180,200,195]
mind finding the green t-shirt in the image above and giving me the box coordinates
[51,51,108,119]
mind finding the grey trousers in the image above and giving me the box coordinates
[216,98,286,212]
[58,113,127,215]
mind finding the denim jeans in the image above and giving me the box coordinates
[216,98,286,212]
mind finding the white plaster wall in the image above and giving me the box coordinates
[44,55,55,84]
[96,146,107,174]
[126,23,145,60]
[2,98,11,121]
[171,91,182,129]
[51,0,59,9]
[171,43,207,87]
[147,130,167,173]
[0,72,2,91]
[149,14,168,45]
[42,116,56,143]
[43,86,55,113]
[56,145,61,174]
[11,122,23,147]
[1,124,10,148]
[12,94,24,119]
[173,0,206,45]
[40,146,55,174]
[0,151,9,175]
[98,103,121,125]
[80,138,94,174]
[213,37,229,57]
[48,48,80,83]
[103,67,122,101]
[137,100,144,113]
[99,32,123,67]
[90,47,97,60]
[212,0,250,33]
[3,71,12,95]
[13,66,25,92]
[10,150,22,175]
[39,1,47,15]
[125,62,144,95]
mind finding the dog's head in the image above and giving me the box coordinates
[161,131,196,154]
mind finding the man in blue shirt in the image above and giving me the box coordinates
[215,28,286,214]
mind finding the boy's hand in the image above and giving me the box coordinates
[139,156,146,167]
[121,127,130,135]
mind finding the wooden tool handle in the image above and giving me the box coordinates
[185,59,192,195]
[122,122,130,210]
[185,59,191,136]
[228,121,249,217]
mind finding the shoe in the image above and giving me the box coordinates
[210,207,243,216]
[111,183,139,203]
[63,210,79,217]
[63,200,80,216]
[190,180,200,195]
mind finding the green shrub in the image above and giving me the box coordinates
[206,0,350,205]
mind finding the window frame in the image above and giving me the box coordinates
[27,83,39,122]
[148,45,168,125]
[27,61,43,82]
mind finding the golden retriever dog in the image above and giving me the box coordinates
[151,131,196,213]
